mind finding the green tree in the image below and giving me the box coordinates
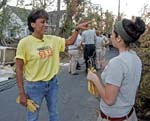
[135,3,150,120]
[103,10,114,33]
[0,0,7,8]
[0,0,9,44]
[60,0,115,37]
[16,0,55,9]
[60,0,87,37]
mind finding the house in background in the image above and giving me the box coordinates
[2,5,66,39]
[3,5,30,39]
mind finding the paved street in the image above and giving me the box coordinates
[0,48,118,121]
[0,68,99,121]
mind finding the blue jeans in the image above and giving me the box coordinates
[25,75,59,121]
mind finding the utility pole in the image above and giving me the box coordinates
[56,0,61,35]
[118,0,121,20]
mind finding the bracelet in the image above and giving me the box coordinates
[75,28,80,32]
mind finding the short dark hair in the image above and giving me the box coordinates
[27,9,49,32]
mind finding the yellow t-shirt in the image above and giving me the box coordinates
[16,35,65,82]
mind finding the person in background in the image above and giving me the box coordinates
[87,17,145,121]
[81,24,96,73]
[15,9,88,121]
[100,32,109,51]
[76,61,81,70]
[68,32,82,75]
[98,32,109,70]
[95,30,104,70]
[107,33,114,50]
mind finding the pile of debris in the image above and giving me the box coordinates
[0,46,16,92]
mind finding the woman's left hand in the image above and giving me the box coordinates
[87,70,99,83]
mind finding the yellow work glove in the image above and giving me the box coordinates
[16,96,39,113]
[88,67,99,96]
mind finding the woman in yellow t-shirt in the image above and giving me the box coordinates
[16,9,88,121]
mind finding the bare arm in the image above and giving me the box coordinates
[65,30,79,46]
[87,71,119,106]
[103,39,110,47]
[16,58,27,106]
[65,22,88,46]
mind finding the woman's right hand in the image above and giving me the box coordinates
[87,70,99,84]
[19,93,28,107]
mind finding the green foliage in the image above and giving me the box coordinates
[104,10,114,33]
[60,20,74,38]
[0,6,10,40]
[135,31,150,120]
[133,4,150,118]
[60,0,87,37]
[17,0,55,9]
[61,0,114,37]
